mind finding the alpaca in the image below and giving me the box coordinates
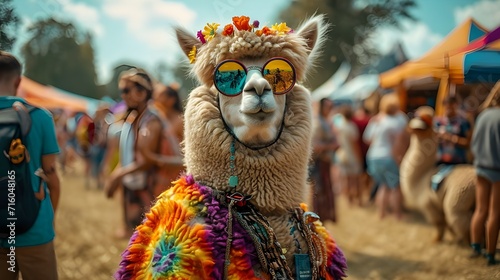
[115,15,347,279]
[400,109,475,244]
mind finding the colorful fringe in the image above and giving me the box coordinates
[115,175,347,279]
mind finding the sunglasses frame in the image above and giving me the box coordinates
[213,57,296,97]
[120,87,134,95]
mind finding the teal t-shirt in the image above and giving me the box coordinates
[0,96,60,247]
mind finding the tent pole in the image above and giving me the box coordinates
[435,72,450,116]
[396,83,407,112]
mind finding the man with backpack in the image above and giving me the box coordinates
[0,51,60,280]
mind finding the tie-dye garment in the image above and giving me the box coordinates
[115,175,347,280]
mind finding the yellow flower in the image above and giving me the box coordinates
[188,45,196,64]
[271,22,291,35]
[202,23,220,41]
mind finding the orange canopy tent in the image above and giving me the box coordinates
[379,18,500,115]
[17,76,95,113]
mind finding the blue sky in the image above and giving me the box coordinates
[11,0,500,85]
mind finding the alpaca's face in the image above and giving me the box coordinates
[176,15,325,149]
[217,57,290,148]
[408,114,435,137]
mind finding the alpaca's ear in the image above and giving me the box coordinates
[295,15,327,55]
[175,27,201,59]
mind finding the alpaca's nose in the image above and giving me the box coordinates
[243,70,272,96]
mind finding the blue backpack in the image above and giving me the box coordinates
[0,101,42,238]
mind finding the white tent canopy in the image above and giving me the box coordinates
[311,62,351,101]
[330,74,379,101]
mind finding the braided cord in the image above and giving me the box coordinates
[293,208,318,279]
[291,207,330,280]
[223,199,236,280]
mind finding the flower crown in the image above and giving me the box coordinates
[188,16,293,64]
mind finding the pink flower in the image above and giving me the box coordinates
[197,30,206,44]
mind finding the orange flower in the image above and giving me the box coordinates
[232,16,251,31]
[261,26,275,36]
[222,24,234,36]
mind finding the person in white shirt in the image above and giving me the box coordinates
[364,94,408,219]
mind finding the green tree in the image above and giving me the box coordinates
[21,18,102,99]
[278,0,416,89]
[0,0,19,51]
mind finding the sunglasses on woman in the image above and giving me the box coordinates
[214,57,296,96]
[120,87,133,94]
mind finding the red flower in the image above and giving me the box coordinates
[222,24,234,36]
[232,16,251,31]
[261,26,275,36]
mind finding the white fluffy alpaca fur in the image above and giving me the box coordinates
[177,15,328,214]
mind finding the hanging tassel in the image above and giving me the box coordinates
[228,140,238,188]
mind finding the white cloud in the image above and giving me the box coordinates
[11,17,36,62]
[58,0,104,37]
[97,61,112,86]
[19,16,34,33]
[454,0,500,30]
[371,20,443,59]
[103,0,197,51]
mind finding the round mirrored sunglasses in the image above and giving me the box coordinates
[213,57,296,96]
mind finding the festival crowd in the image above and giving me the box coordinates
[311,83,500,266]
[0,49,499,280]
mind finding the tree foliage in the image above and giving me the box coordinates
[0,0,19,51]
[278,0,416,89]
[21,18,102,99]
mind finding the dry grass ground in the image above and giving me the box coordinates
[54,161,500,279]
[329,198,500,280]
